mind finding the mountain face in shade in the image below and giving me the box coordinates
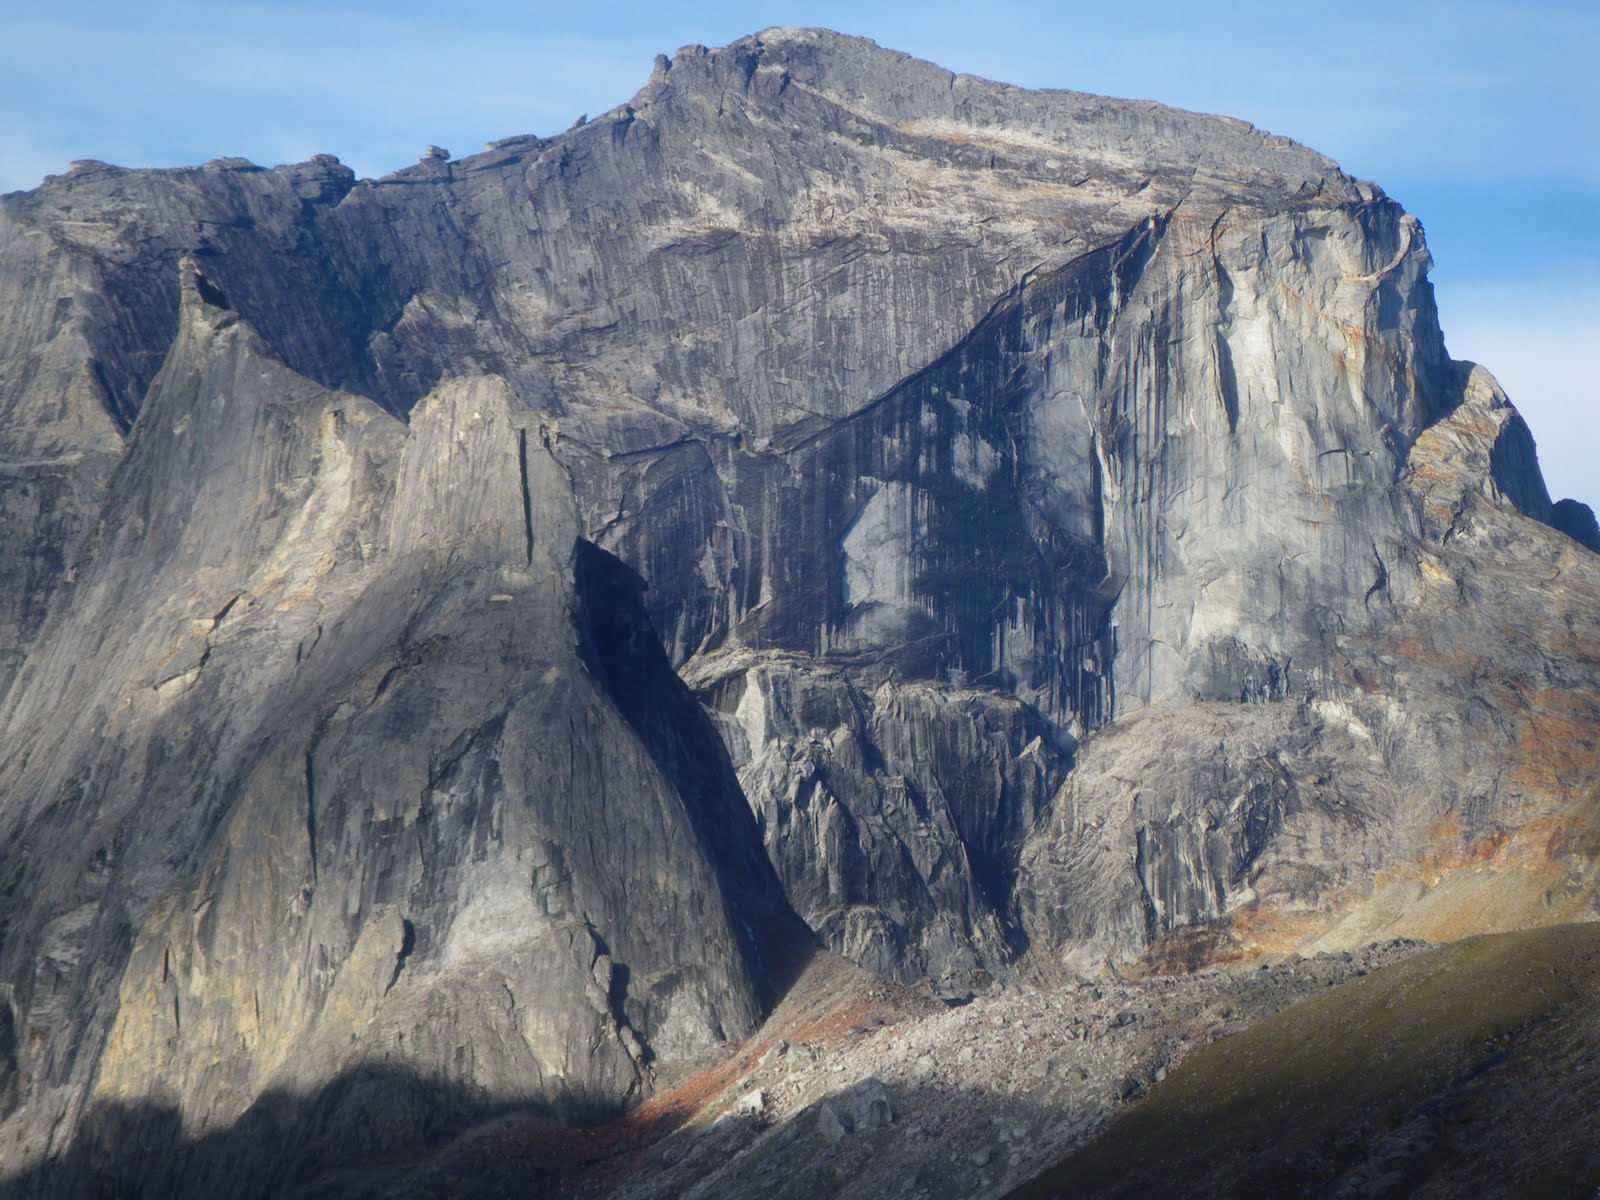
[0,27,1596,1196]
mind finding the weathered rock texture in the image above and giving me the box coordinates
[0,25,1597,1195]
[0,267,806,1195]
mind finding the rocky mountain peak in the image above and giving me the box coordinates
[0,28,1596,1199]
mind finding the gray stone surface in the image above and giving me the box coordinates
[0,25,1596,1196]
[0,265,805,1195]
[1553,497,1600,553]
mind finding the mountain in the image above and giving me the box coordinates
[0,26,1596,1197]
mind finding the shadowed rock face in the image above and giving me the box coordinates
[0,267,807,1194]
[0,25,1597,1194]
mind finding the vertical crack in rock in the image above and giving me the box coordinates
[385,919,416,994]
[1364,540,1391,609]
[1134,825,1160,943]
[210,593,243,630]
[303,748,319,886]
[1214,262,1241,435]
[517,428,535,566]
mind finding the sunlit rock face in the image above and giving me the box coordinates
[0,26,1596,1196]
[0,271,805,1194]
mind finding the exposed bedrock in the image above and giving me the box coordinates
[690,653,1070,998]
[0,272,804,1194]
[655,196,1518,981]
[0,26,1596,1195]
[1019,372,1600,971]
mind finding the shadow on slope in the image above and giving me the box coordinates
[9,1072,1061,1200]
[0,1065,565,1200]
[1008,923,1600,1200]
[572,538,816,1006]
[25,930,1593,1199]
[373,943,1429,1199]
[0,537,819,1200]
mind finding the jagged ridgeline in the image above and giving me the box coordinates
[0,27,1597,1197]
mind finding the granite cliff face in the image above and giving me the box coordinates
[0,26,1597,1195]
[0,265,808,1194]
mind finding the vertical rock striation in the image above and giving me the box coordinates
[0,26,1596,1192]
[0,267,804,1194]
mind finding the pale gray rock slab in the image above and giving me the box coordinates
[0,268,805,1195]
[0,25,1594,1197]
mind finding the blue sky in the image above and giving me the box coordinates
[4,0,1595,507]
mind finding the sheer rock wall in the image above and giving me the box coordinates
[0,26,1596,1194]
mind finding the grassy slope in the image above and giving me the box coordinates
[1009,923,1600,1199]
